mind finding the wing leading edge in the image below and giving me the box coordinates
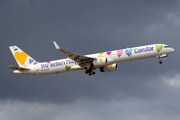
[53,41,95,64]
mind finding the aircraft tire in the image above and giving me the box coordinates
[85,70,89,74]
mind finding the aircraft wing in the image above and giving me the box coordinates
[53,41,95,64]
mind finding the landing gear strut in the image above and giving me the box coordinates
[157,56,162,64]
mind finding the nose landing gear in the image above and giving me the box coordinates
[157,56,162,64]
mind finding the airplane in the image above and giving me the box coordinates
[8,41,175,76]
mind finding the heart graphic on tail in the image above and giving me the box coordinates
[29,59,34,64]
[15,51,28,65]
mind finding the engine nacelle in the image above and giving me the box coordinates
[160,54,168,58]
[93,58,107,67]
[106,57,116,65]
[100,63,118,72]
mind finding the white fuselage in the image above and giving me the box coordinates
[13,44,174,75]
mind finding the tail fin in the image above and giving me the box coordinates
[9,46,38,67]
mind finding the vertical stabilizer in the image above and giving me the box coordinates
[9,46,38,67]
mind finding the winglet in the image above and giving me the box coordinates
[53,41,60,50]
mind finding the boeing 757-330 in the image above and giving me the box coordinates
[8,41,175,75]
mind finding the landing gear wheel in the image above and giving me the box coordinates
[85,70,89,74]
[159,61,162,64]
[84,66,96,75]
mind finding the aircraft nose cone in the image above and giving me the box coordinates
[171,48,175,53]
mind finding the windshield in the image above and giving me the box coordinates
[164,46,171,48]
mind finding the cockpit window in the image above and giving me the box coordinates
[164,46,171,48]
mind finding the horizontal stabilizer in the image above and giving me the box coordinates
[8,66,30,71]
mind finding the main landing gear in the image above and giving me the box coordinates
[85,68,95,76]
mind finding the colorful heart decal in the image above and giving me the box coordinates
[34,62,38,65]
[65,65,71,71]
[125,49,132,57]
[99,58,103,62]
[15,51,28,65]
[156,45,163,52]
[106,51,111,55]
[94,59,98,63]
[46,61,50,63]
[29,59,34,64]
[109,64,113,67]
[117,50,123,57]
[99,52,104,56]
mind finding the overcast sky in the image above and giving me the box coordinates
[1,0,180,120]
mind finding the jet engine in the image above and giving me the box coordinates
[100,63,118,72]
